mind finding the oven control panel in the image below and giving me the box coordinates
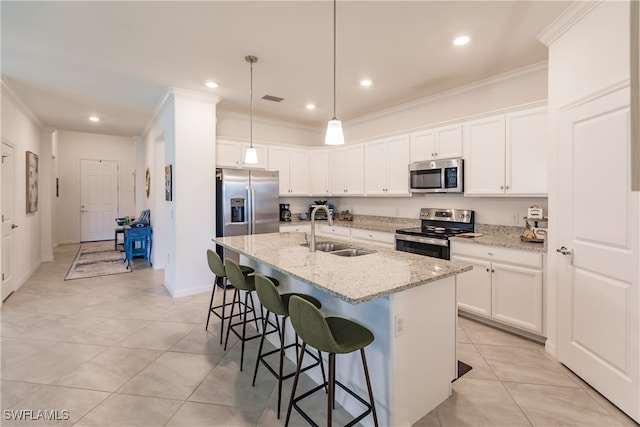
[419,208,473,223]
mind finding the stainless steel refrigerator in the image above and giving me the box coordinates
[215,168,279,268]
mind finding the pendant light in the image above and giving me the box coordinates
[244,55,259,164]
[325,0,344,145]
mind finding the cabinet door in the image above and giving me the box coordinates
[317,224,351,239]
[451,255,492,317]
[350,228,394,248]
[410,129,436,162]
[506,107,548,195]
[309,150,330,196]
[364,139,387,195]
[436,124,463,159]
[289,149,310,195]
[491,262,543,333]
[345,145,365,195]
[463,115,506,195]
[329,148,348,195]
[268,146,290,195]
[386,135,411,194]
[217,140,240,167]
[240,143,268,169]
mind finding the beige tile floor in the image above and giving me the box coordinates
[0,243,637,427]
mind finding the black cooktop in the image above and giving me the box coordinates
[395,226,470,239]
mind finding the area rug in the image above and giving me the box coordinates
[65,241,130,280]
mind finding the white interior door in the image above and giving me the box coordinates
[556,87,639,421]
[80,159,118,242]
[1,143,16,301]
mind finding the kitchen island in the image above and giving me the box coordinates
[213,232,472,426]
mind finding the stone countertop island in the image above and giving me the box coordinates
[213,232,472,427]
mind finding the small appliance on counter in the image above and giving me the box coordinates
[279,203,292,222]
[308,201,334,220]
[521,205,548,243]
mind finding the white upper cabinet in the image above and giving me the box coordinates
[364,135,410,195]
[505,107,548,196]
[329,144,365,195]
[268,146,309,196]
[463,115,506,195]
[411,124,463,162]
[216,139,268,169]
[463,107,548,196]
[309,150,330,196]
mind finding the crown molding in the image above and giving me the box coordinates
[537,1,602,46]
[1,76,43,127]
[345,61,549,128]
[217,109,320,133]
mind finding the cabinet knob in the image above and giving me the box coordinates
[486,268,490,272]
[500,185,504,190]
[488,252,493,256]
[492,269,495,273]
[506,185,510,189]
[434,152,438,156]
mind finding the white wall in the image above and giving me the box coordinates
[1,83,44,293]
[56,130,136,244]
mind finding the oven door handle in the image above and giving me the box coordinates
[395,234,449,247]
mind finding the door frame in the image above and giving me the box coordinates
[1,140,16,302]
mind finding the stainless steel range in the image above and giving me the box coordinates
[395,208,474,260]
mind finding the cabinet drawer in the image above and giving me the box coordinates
[451,241,542,269]
[318,224,351,238]
[280,224,311,233]
[350,228,394,247]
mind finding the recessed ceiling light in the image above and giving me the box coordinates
[205,81,219,89]
[453,36,470,46]
[89,116,100,122]
[305,104,316,110]
[360,79,373,87]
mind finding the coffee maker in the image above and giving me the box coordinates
[279,203,291,222]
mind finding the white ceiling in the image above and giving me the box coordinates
[1,1,571,137]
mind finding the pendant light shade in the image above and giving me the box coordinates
[325,118,344,145]
[325,0,344,145]
[244,55,259,164]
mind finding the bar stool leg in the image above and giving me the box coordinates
[223,288,240,351]
[361,349,379,427]
[285,342,307,427]
[252,311,272,387]
[205,278,217,331]
[328,353,335,427]
[218,279,229,344]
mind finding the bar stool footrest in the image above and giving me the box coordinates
[259,342,322,381]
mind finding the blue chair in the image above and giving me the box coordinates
[124,226,152,270]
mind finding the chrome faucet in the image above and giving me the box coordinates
[309,205,333,252]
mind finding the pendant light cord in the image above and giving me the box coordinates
[332,0,337,120]
[250,58,254,148]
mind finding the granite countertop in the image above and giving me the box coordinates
[212,232,472,304]
[450,224,547,253]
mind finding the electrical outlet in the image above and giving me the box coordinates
[395,315,405,337]
[511,212,520,225]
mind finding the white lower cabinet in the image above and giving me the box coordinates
[317,224,351,239]
[451,241,543,334]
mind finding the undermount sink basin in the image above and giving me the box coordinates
[330,248,377,257]
[300,241,352,252]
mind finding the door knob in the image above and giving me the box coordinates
[11,224,18,229]
[556,246,574,264]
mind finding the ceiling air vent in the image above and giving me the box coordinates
[262,94,284,102]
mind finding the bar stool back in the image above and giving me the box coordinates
[205,249,253,344]
[285,295,379,427]
[252,274,326,419]
[224,258,278,371]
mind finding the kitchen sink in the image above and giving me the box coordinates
[329,248,376,257]
[300,241,352,252]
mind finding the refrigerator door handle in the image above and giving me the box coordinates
[250,185,257,234]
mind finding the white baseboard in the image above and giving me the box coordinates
[164,282,211,299]
[14,261,42,292]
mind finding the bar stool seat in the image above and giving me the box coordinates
[205,249,254,344]
[223,259,280,371]
[285,295,379,427]
[252,274,326,419]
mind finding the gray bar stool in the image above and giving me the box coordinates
[252,274,327,419]
[205,249,254,344]
[285,295,379,427]
[224,258,279,371]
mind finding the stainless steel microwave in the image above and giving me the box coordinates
[409,158,464,193]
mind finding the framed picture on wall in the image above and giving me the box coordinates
[165,164,172,201]
[26,151,38,213]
